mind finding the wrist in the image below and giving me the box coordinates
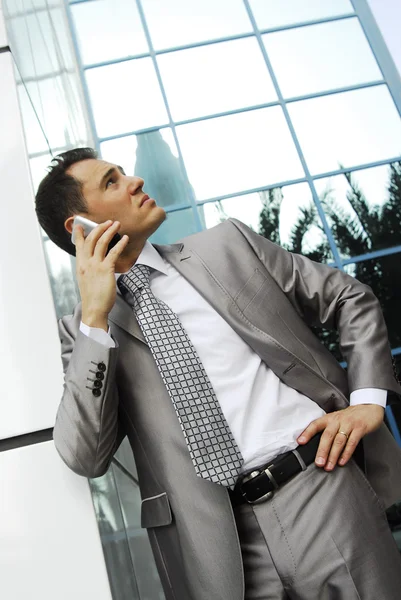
[81,311,109,331]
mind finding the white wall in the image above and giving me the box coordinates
[0,6,113,599]
[368,0,401,76]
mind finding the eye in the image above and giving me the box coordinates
[106,177,117,189]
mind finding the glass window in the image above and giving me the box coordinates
[101,129,192,210]
[149,208,201,245]
[203,183,334,262]
[288,86,401,175]
[177,107,304,200]
[141,0,252,50]
[249,0,354,30]
[314,162,401,259]
[157,38,277,121]
[263,18,382,98]
[71,0,148,65]
[42,239,79,319]
[112,465,165,599]
[344,253,401,349]
[86,58,168,138]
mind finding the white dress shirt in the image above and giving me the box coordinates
[80,242,386,472]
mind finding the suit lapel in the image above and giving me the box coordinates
[108,292,146,344]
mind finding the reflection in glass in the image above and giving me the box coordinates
[86,58,168,138]
[315,161,401,258]
[142,0,252,50]
[177,107,304,200]
[204,183,334,263]
[149,208,201,245]
[263,18,382,98]
[158,38,276,121]
[71,0,148,65]
[90,468,142,600]
[112,465,165,599]
[42,239,79,319]
[288,86,401,175]
[249,0,353,30]
[344,253,401,349]
[101,129,192,209]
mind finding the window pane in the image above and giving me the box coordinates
[203,183,334,262]
[149,208,201,244]
[112,466,165,599]
[263,18,382,98]
[71,0,148,65]
[344,253,401,349]
[101,129,191,210]
[87,58,168,138]
[142,0,252,50]
[177,108,304,200]
[250,0,353,30]
[158,38,276,121]
[314,162,401,259]
[288,86,401,175]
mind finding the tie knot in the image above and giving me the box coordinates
[118,263,151,297]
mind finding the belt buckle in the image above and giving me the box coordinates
[240,467,278,505]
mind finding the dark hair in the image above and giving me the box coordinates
[35,147,98,256]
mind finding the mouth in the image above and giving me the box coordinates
[139,194,155,207]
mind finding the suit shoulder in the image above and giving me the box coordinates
[178,218,249,247]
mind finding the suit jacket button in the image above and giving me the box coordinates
[95,371,105,380]
[94,380,102,389]
[92,388,101,397]
[97,362,106,372]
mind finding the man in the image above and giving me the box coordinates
[36,147,401,599]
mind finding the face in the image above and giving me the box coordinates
[65,158,166,244]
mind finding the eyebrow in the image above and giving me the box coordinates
[98,165,125,189]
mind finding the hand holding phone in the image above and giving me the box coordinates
[72,218,129,331]
[72,215,122,255]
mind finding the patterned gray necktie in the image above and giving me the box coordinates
[118,263,243,488]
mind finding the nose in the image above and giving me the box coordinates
[127,176,144,196]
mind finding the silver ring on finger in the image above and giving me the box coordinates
[338,430,349,440]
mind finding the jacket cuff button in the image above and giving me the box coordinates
[97,362,106,372]
[92,388,101,397]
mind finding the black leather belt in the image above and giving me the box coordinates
[229,433,322,507]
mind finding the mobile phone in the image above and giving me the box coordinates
[71,215,122,255]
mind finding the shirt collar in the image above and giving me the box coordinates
[115,240,168,279]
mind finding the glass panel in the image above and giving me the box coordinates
[177,107,304,200]
[250,0,354,30]
[112,465,165,599]
[142,0,252,50]
[71,0,148,65]
[263,18,382,98]
[344,253,401,349]
[158,38,277,121]
[149,207,201,245]
[101,129,192,210]
[89,468,141,600]
[203,183,334,262]
[314,161,401,259]
[86,58,168,138]
[288,86,401,175]
[42,239,79,319]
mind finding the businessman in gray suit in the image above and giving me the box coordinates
[36,147,401,599]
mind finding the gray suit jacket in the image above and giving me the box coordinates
[54,219,401,600]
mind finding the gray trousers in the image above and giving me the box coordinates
[233,460,401,599]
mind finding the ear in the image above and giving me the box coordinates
[64,215,76,235]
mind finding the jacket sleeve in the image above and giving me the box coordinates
[53,302,126,478]
[229,218,401,400]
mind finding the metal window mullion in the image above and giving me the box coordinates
[242,0,343,268]
[64,0,101,152]
[341,245,401,266]
[312,156,401,180]
[134,0,203,232]
[352,0,401,121]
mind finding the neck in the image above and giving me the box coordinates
[115,238,148,273]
